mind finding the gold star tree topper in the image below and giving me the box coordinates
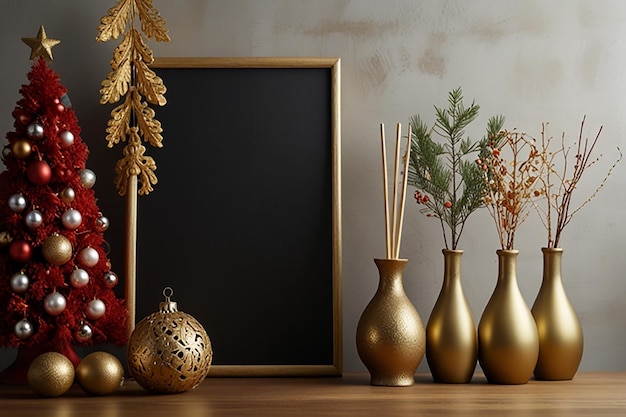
[22,25,60,61]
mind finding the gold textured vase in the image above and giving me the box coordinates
[478,250,539,384]
[531,248,583,380]
[356,258,425,386]
[426,249,477,383]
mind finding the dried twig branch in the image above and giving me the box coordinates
[534,117,621,247]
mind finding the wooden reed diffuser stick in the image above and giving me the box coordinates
[390,124,402,258]
[380,123,412,260]
[380,124,391,259]
[394,124,412,259]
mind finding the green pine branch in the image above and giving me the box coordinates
[408,87,505,249]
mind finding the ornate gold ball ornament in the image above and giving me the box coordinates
[127,288,212,394]
[76,351,124,395]
[27,352,75,397]
[42,234,72,265]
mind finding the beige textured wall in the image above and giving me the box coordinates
[0,0,625,373]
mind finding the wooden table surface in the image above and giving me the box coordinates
[1,373,625,416]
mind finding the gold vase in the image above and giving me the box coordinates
[478,250,539,384]
[531,247,583,380]
[356,258,425,386]
[426,249,477,383]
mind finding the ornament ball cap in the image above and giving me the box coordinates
[159,287,178,313]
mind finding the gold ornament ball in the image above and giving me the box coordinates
[27,352,75,397]
[76,352,125,395]
[12,140,32,159]
[127,299,213,394]
[42,234,73,265]
[0,230,13,248]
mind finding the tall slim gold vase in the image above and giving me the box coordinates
[426,249,477,383]
[478,250,539,384]
[356,258,425,386]
[531,247,583,380]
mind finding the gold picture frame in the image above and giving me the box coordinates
[132,57,342,376]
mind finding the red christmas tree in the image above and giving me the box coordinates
[0,28,127,383]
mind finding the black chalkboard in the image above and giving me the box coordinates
[133,58,342,376]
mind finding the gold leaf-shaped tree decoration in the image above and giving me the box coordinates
[96,0,135,43]
[97,0,169,196]
[115,128,158,196]
[136,0,170,41]
[97,0,169,336]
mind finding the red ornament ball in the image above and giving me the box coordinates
[9,240,32,262]
[27,160,52,185]
[13,109,31,125]
[56,103,65,113]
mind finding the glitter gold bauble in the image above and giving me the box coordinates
[42,234,72,265]
[76,352,124,395]
[27,352,75,397]
[127,288,212,394]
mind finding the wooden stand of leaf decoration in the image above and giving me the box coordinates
[96,0,170,335]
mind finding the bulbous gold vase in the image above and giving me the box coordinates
[356,258,425,386]
[531,247,583,380]
[426,249,477,383]
[478,250,539,384]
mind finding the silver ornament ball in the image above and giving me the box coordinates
[60,187,75,204]
[79,169,96,189]
[79,247,99,267]
[10,272,29,293]
[95,216,110,232]
[103,271,118,288]
[8,194,27,213]
[86,299,106,320]
[26,122,44,140]
[76,323,93,342]
[61,209,82,230]
[44,292,67,316]
[25,209,43,229]
[70,268,90,288]
[14,319,34,339]
[59,130,74,148]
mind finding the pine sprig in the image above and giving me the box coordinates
[408,87,504,249]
